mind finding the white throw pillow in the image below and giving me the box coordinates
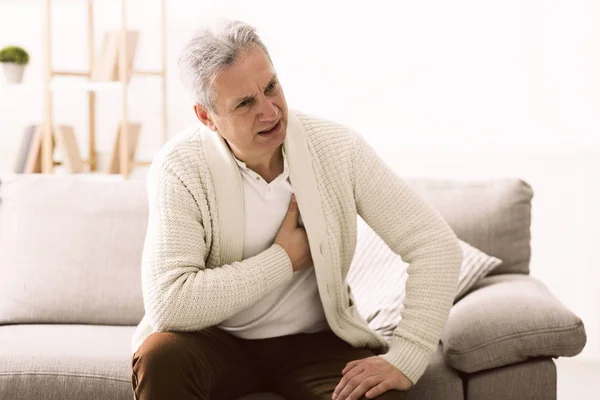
[348,217,502,337]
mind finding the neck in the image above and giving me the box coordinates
[230,144,284,183]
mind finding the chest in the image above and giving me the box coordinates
[239,169,296,259]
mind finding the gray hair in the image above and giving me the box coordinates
[178,20,272,113]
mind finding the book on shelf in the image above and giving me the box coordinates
[54,125,84,173]
[14,125,37,173]
[15,125,83,173]
[107,122,142,174]
[23,126,46,174]
[91,30,139,82]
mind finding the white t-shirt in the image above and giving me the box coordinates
[217,149,328,339]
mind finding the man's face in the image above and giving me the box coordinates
[195,47,288,162]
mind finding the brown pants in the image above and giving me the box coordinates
[131,327,407,400]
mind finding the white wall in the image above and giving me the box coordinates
[1,0,599,360]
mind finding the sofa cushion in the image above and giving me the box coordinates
[0,324,134,400]
[0,325,284,400]
[0,325,462,400]
[0,174,147,325]
[441,274,587,373]
[406,178,533,275]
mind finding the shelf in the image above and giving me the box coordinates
[1,67,165,93]
[0,80,123,92]
[132,160,153,167]
[50,79,124,91]
[29,0,169,177]
[52,70,89,77]
[0,83,41,93]
[52,69,164,77]
[132,69,164,77]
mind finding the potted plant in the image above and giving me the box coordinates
[0,46,30,84]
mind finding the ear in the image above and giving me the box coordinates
[194,104,218,131]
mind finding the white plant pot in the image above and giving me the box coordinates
[1,62,26,84]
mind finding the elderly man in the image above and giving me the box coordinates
[131,20,462,400]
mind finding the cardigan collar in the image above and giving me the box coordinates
[200,110,329,268]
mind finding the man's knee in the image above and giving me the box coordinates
[132,332,202,380]
[132,332,213,399]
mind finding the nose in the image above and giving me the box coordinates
[258,97,278,122]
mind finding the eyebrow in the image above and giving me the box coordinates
[231,74,278,110]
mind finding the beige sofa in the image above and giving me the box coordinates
[0,174,587,400]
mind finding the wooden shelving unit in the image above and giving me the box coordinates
[35,0,168,177]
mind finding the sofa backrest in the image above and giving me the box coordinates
[0,174,148,326]
[405,178,533,276]
[0,174,533,326]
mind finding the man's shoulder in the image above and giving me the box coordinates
[292,109,352,134]
[151,123,205,172]
[291,109,361,149]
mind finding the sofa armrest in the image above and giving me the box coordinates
[441,274,586,374]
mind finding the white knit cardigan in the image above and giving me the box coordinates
[131,109,463,384]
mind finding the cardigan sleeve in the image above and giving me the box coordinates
[351,133,462,385]
[141,161,293,333]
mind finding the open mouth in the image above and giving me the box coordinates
[258,120,281,136]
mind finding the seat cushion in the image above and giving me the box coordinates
[0,324,286,400]
[442,274,587,374]
[0,324,135,400]
[407,178,533,275]
[0,324,462,400]
[0,174,147,325]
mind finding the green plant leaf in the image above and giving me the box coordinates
[0,46,30,65]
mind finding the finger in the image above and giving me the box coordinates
[333,365,365,399]
[280,194,299,230]
[342,360,361,375]
[365,380,393,399]
[337,371,371,400]
[349,376,382,400]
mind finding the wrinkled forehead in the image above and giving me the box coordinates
[212,48,276,110]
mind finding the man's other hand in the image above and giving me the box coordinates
[275,194,313,272]
[332,356,413,399]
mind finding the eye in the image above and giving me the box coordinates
[265,81,277,93]
[237,99,250,108]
